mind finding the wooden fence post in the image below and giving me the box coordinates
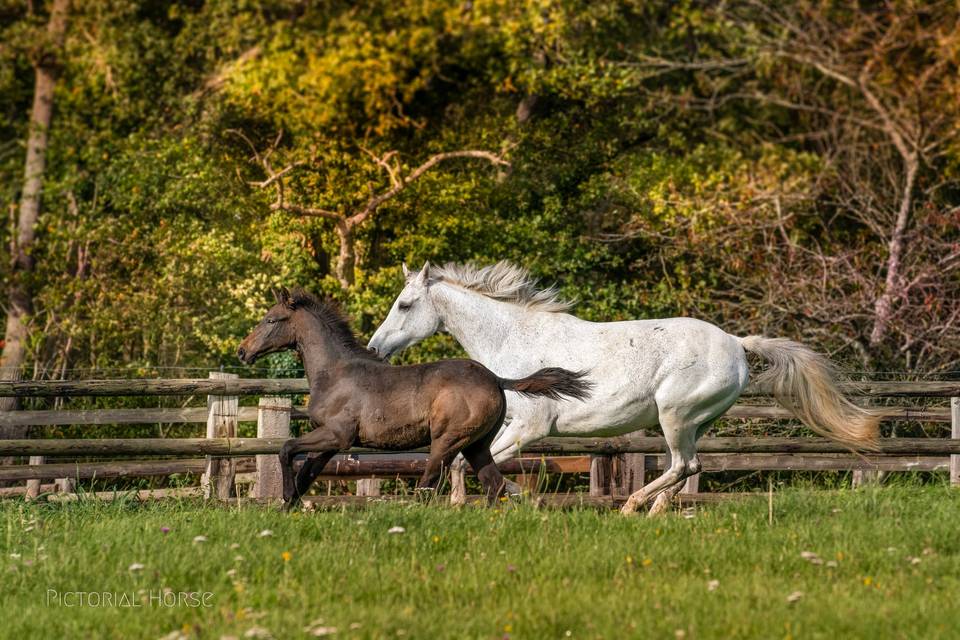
[611,430,646,497]
[250,396,290,500]
[612,453,646,497]
[356,477,382,497]
[25,455,43,500]
[589,455,612,497]
[951,397,960,487]
[202,372,238,500]
[851,469,879,488]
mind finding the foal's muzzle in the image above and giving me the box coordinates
[237,346,255,364]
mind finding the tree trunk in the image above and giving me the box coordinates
[869,154,918,348]
[1,0,70,434]
[334,221,356,288]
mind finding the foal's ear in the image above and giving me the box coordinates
[278,286,293,308]
[271,288,284,305]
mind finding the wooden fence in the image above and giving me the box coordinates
[0,374,957,502]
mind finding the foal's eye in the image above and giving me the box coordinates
[265,318,276,324]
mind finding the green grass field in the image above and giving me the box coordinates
[2,485,958,639]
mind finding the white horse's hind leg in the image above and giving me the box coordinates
[621,410,700,515]
[647,419,713,516]
[449,416,539,504]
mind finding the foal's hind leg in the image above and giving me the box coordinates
[462,434,506,505]
[621,410,700,515]
[418,434,470,495]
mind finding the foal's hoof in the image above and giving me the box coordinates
[281,499,299,513]
[502,479,524,496]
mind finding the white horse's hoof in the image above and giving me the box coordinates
[647,494,672,517]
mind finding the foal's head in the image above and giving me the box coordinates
[238,288,378,364]
[237,288,302,364]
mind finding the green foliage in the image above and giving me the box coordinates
[1,0,957,375]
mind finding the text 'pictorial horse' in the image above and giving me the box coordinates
[238,287,592,509]
[368,262,880,515]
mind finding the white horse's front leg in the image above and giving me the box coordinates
[489,417,553,496]
[449,454,469,506]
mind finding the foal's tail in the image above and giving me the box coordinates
[740,336,880,450]
[497,367,593,402]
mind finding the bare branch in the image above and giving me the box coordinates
[348,149,509,228]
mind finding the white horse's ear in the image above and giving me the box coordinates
[402,263,410,278]
[414,261,431,286]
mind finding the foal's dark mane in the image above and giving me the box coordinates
[286,288,380,361]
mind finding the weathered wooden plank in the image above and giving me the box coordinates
[0,403,947,428]
[724,405,950,422]
[0,378,955,398]
[296,492,753,510]
[0,483,56,497]
[0,455,588,483]
[2,451,947,484]
[46,487,204,502]
[2,435,960,457]
[0,459,210,482]
[526,436,960,455]
[0,406,308,427]
[741,381,960,398]
[644,454,949,472]
[0,378,310,398]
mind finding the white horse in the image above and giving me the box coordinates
[368,261,879,515]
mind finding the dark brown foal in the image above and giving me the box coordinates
[238,287,591,510]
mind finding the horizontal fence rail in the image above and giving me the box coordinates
[0,404,950,428]
[2,436,959,457]
[0,378,958,397]
[0,453,950,483]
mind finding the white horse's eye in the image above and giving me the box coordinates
[398,302,413,311]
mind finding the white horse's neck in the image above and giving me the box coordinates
[430,283,527,362]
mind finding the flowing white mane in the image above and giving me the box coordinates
[433,261,574,313]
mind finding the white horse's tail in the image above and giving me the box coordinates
[740,336,880,451]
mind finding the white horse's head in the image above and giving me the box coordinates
[368,262,442,359]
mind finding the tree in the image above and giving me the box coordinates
[2,0,70,409]
[234,131,508,288]
[739,1,959,352]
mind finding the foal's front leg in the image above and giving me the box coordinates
[279,422,356,510]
